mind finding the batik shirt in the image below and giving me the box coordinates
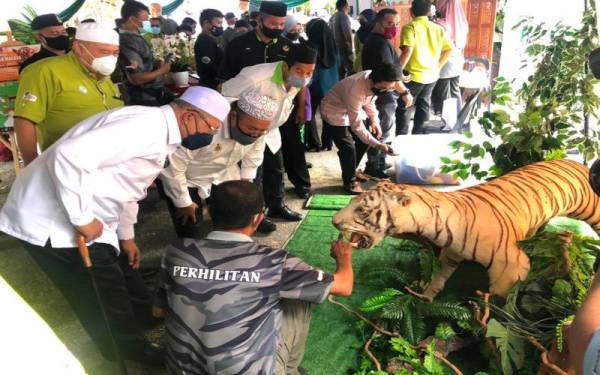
[154,231,334,375]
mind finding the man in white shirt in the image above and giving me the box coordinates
[221,43,317,232]
[0,86,230,365]
[157,90,279,238]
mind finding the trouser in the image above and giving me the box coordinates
[367,91,398,172]
[256,147,286,209]
[22,240,151,361]
[126,86,176,106]
[305,94,323,150]
[155,179,204,239]
[432,76,462,115]
[275,300,313,375]
[396,81,437,135]
[327,122,369,186]
[280,106,311,192]
[338,51,354,79]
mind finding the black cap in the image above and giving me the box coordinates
[31,14,63,31]
[259,1,287,17]
[225,12,236,20]
[288,43,318,65]
[235,20,250,29]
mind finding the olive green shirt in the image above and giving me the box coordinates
[15,51,123,150]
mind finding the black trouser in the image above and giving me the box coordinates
[305,94,323,150]
[327,122,369,186]
[432,76,462,115]
[367,91,398,172]
[22,240,150,361]
[396,81,437,135]
[155,178,204,239]
[280,106,311,192]
[256,147,286,209]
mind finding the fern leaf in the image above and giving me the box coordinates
[361,288,402,312]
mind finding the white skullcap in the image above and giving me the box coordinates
[76,22,119,45]
[238,90,279,121]
[180,86,231,121]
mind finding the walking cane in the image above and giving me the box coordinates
[76,235,129,375]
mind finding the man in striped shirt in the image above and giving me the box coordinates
[153,180,355,374]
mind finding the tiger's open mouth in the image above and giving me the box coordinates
[340,231,373,249]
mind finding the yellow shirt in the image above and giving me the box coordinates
[15,52,123,150]
[400,16,453,84]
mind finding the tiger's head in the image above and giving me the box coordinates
[332,181,415,249]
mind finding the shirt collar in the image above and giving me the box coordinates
[161,105,182,145]
[271,61,285,85]
[206,230,254,243]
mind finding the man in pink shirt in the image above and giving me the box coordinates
[320,63,412,194]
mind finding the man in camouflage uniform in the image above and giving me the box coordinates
[153,180,355,374]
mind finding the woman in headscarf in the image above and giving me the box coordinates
[432,0,469,116]
[353,9,376,73]
[283,14,305,44]
[305,18,340,151]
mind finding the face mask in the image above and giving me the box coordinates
[181,132,214,149]
[286,73,310,88]
[151,26,161,35]
[230,111,260,145]
[140,20,152,33]
[383,26,398,40]
[260,22,283,39]
[44,35,69,51]
[286,32,300,41]
[210,25,224,37]
[372,87,394,96]
[82,44,117,76]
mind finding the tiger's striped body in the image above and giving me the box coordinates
[332,159,600,297]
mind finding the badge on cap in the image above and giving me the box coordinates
[201,56,211,64]
[22,92,37,102]
[282,45,290,52]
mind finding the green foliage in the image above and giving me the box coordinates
[388,337,446,375]
[434,322,456,340]
[8,5,37,45]
[441,4,600,180]
[486,319,526,375]
[555,315,574,352]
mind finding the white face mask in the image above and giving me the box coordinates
[82,44,118,77]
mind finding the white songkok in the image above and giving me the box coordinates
[76,22,119,46]
[237,90,279,121]
[180,86,231,122]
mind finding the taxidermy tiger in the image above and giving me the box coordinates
[332,159,600,298]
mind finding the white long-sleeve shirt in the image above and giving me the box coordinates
[221,62,299,153]
[0,105,181,251]
[159,118,266,205]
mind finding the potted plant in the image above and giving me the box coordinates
[151,33,195,87]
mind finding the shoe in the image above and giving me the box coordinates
[295,187,311,199]
[266,205,304,221]
[355,169,369,182]
[363,168,390,180]
[344,181,364,195]
[306,162,313,169]
[257,218,277,233]
[124,342,165,366]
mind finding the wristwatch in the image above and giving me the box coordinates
[400,89,411,97]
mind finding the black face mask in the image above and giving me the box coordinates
[286,32,300,41]
[44,35,70,51]
[230,112,260,145]
[210,26,224,37]
[260,22,283,39]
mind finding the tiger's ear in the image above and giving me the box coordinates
[393,192,411,207]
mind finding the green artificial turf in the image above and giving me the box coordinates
[284,208,410,374]
[305,194,353,210]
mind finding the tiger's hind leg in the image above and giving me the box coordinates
[487,246,530,297]
[422,248,463,299]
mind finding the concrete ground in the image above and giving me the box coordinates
[0,143,349,375]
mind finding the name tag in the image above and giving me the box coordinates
[172,266,261,283]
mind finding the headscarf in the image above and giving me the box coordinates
[435,0,469,49]
[284,14,300,35]
[356,9,376,44]
[305,18,338,69]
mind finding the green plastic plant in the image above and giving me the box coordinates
[441,4,600,180]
